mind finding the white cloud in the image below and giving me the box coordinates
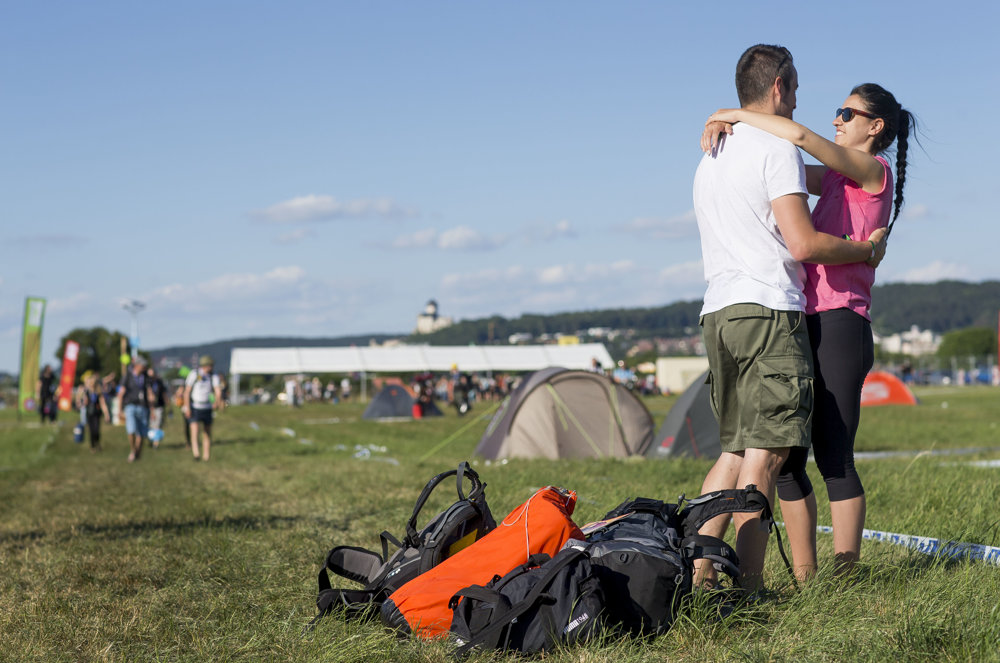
[275,228,316,244]
[385,226,508,251]
[542,219,577,241]
[391,228,438,249]
[143,266,307,307]
[895,261,973,283]
[901,203,928,220]
[47,292,94,314]
[437,226,508,250]
[618,210,699,239]
[436,257,707,322]
[538,265,568,284]
[252,194,413,223]
[658,259,705,285]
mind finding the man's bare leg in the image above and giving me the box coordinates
[694,451,744,587]
[732,447,789,591]
[778,491,817,582]
[189,422,201,459]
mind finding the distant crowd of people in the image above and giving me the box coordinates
[34,354,226,464]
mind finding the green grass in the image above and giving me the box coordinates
[1,387,999,662]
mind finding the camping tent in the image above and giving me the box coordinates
[362,384,444,420]
[648,370,721,459]
[362,384,415,420]
[475,367,655,460]
[860,370,918,406]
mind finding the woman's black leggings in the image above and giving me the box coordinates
[777,308,874,502]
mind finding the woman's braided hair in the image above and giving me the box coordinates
[851,83,917,225]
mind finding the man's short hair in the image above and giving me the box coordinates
[735,44,793,107]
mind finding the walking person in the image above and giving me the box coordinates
[703,82,916,574]
[183,355,224,461]
[76,372,111,452]
[37,364,58,423]
[147,366,168,448]
[116,357,154,462]
[691,44,886,590]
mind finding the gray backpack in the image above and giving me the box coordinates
[308,462,496,628]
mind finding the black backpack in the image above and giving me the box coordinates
[449,545,605,657]
[309,462,496,628]
[585,485,793,636]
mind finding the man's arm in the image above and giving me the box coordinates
[772,193,886,266]
[214,381,225,411]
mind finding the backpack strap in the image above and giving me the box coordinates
[309,545,389,629]
[379,530,404,562]
[453,549,582,657]
[404,461,484,547]
[681,534,740,582]
[602,497,675,521]
[307,587,384,630]
[678,486,772,538]
[680,485,797,588]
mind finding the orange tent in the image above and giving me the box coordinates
[860,370,918,407]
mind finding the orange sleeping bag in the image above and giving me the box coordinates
[380,485,584,639]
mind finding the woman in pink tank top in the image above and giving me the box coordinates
[703,84,917,576]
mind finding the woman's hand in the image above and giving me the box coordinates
[701,120,733,153]
[707,108,742,125]
[866,227,888,268]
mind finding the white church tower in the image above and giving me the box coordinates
[415,299,453,334]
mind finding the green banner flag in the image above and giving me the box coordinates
[18,297,47,414]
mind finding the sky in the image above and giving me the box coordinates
[3,1,999,374]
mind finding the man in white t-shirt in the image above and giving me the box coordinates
[183,355,224,461]
[692,44,886,590]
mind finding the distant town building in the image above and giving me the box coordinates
[875,325,941,356]
[414,299,453,335]
[508,332,534,345]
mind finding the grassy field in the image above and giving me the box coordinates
[1,387,999,662]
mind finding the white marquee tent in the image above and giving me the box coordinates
[228,343,614,403]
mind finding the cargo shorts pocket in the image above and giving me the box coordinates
[705,371,719,421]
[756,355,813,427]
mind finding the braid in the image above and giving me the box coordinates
[851,84,919,235]
[891,108,912,223]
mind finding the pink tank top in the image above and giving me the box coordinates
[804,156,892,319]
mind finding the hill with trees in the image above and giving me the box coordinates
[91,280,997,374]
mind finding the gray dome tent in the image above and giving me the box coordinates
[476,367,655,460]
[647,370,721,459]
[362,384,444,420]
[362,384,415,420]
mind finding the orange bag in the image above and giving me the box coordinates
[380,485,584,639]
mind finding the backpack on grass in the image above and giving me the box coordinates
[585,485,793,636]
[308,462,496,628]
[446,484,792,655]
[449,545,605,657]
[379,485,584,638]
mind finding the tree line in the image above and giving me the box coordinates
[49,280,1000,378]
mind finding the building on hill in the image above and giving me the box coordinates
[875,325,941,356]
[414,299,453,335]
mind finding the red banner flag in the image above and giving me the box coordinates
[57,341,80,412]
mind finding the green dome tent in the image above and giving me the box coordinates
[476,367,654,460]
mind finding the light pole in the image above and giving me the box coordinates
[121,299,146,359]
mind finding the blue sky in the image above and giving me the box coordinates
[2,1,998,373]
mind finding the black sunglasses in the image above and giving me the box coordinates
[835,107,877,122]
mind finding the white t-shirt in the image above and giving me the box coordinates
[693,123,809,315]
[186,370,221,409]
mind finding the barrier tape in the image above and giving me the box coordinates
[778,522,1000,566]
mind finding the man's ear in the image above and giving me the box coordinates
[771,77,785,108]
